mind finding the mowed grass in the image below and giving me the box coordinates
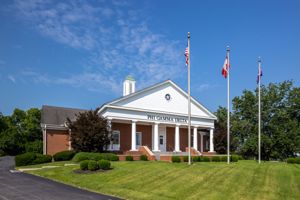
[25,160,300,200]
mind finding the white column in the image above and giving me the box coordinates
[153,123,160,151]
[193,127,198,151]
[200,133,204,152]
[209,128,214,152]
[131,120,137,151]
[174,124,180,152]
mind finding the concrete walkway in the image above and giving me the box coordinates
[0,156,121,200]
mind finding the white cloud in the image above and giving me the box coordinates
[11,0,184,93]
[195,83,219,92]
[8,75,16,83]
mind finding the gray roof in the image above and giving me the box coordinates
[41,105,87,125]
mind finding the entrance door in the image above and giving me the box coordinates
[159,126,166,152]
[136,132,142,149]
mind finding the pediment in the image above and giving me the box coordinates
[108,80,216,119]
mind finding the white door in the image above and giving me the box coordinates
[159,126,166,152]
[136,132,142,149]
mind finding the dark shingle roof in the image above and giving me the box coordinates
[41,105,87,125]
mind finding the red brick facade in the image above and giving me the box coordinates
[45,122,209,155]
[46,129,69,155]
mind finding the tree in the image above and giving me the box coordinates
[67,108,110,152]
[0,108,42,155]
[217,80,300,160]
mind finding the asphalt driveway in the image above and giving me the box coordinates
[0,156,121,200]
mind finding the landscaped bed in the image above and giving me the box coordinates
[21,160,300,200]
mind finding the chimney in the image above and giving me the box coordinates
[123,75,135,96]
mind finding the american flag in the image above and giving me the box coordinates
[257,67,263,84]
[184,46,189,66]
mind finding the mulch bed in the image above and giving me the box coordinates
[73,168,112,174]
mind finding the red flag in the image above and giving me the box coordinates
[184,46,189,66]
[222,55,230,78]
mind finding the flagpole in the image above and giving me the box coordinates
[187,32,191,165]
[258,57,261,164]
[227,46,230,164]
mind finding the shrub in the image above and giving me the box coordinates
[212,156,220,162]
[88,160,99,171]
[140,154,148,161]
[99,159,111,170]
[80,160,89,170]
[183,156,188,162]
[287,157,300,164]
[172,156,181,163]
[101,153,119,161]
[193,156,200,162]
[220,156,227,162]
[15,152,36,167]
[32,154,52,165]
[202,157,210,162]
[231,155,239,162]
[72,152,119,162]
[25,140,43,154]
[53,150,76,161]
[72,152,102,162]
[126,155,134,161]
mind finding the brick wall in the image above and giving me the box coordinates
[46,129,69,155]
[111,122,152,153]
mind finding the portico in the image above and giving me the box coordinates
[99,78,217,155]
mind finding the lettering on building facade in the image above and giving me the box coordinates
[147,114,187,123]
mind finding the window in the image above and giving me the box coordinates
[109,130,120,150]
[160,135,163,145]
[112,131,120,145]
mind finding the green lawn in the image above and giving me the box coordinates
[24,160,300,200]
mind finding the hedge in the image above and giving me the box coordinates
[202,156,210,162]
[72,152,119,162]
[231,155,239,162]
[140,154,148,161]
[213,156,221,162]
[220,156,227,162]
[15,153,52,167]
[193,156,200,162]
[172,156,181,163]
[53,150,76,161]
[125,155,134,161]
[287,157,300,164]
[99,159,111,170]
[32,154,52,165]
[183,156,189,162]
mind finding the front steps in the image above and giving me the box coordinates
[117,146,216,161]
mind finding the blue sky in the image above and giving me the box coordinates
[1,0,300,115]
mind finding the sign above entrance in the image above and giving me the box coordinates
[147,114,187,123]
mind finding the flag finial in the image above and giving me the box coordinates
[226,46,230,52]
[258,56,261,63]
[187,32,190,38]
